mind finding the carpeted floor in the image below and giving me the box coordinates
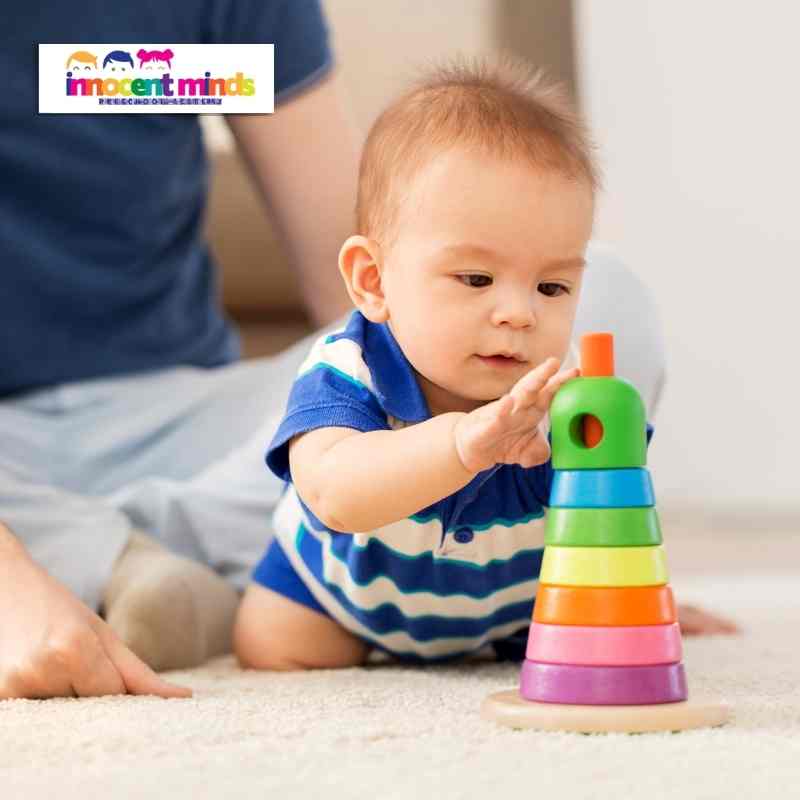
[1,523,798,799]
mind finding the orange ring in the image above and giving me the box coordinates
[533,584,676,626]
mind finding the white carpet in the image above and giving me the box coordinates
[1,570,799,800]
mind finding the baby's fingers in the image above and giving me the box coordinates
[535,367,580,411]
[467,394,515,440]
[491,394,514,422]
[509,357,560,412]
[455,394,516,472]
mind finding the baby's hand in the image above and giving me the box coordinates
[677,603,741,636]
[453,357,579,473]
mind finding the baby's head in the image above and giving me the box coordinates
[339,56,599,415]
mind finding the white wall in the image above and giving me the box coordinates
[203,2,497,154]
[576,2,799,514]
[324,0,497,130]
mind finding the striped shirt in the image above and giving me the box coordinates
[264,311,559,662]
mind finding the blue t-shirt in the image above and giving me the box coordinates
[261,313,546,661]
[260,311,655,662]
[0,0,333,397]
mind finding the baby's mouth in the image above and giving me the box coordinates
[476,353,527,369]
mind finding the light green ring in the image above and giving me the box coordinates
[545,507,662,547]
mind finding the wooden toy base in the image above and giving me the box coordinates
[481,689,730,733]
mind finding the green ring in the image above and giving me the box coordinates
[545,507,662,547]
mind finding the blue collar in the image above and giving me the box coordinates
[333,311,431,423]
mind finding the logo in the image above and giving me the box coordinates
[40,44,274,113]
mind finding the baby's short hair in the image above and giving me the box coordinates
[357,55,600,245]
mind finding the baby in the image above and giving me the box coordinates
[233,57,737,670]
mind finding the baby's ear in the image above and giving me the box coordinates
[338,236,388,323]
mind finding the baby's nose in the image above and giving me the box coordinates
[493,299,536,328]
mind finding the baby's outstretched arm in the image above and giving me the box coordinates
[290,357,577,532]
[235,358,577,671]
[289,413,472,532]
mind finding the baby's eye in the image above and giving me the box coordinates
[538,282,569,297]
[458,274,493,288]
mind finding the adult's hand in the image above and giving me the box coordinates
[0,523,192,700]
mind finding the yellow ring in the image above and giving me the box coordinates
[540,545,668,587]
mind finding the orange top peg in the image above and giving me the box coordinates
[580,332,615,377]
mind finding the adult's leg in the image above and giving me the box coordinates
[0,447,241,670]
[0,460,131,613]
[50,316,348,594]
[0,316,338,619]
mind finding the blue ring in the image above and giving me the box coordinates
[549,468,655,508]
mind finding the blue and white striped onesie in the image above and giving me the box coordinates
[252,310,556,662]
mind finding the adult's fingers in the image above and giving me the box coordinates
[99,624,193,698]
[69,632,127,697]
[0,629,122,700]
[0,660,73,700]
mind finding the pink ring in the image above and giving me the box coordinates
[526,622,682,666]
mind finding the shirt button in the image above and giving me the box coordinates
[454,527,474,544]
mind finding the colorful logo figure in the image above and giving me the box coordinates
[65,51,97,71]
[137,48,175,70]
[102,50,135,72]
[63,46,254,99]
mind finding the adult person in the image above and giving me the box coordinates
[1,0,358,698]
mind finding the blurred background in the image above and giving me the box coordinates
[202,1,798,531]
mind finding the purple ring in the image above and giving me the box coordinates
[520,660,688,705]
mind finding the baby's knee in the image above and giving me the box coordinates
[233,582,370,671]
[232,586,308,672]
